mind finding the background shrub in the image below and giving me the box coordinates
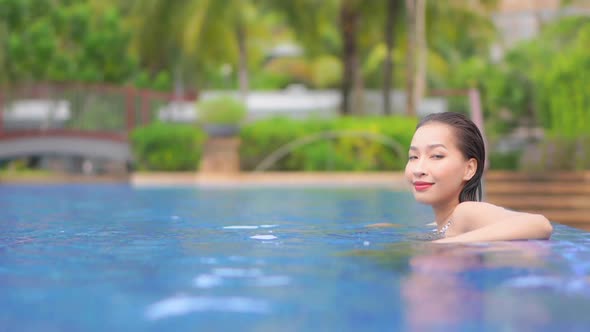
[196,95,247,125]
[130,123,206,171]
[239,116,417,171]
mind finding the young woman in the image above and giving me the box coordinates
[406,112,553,243]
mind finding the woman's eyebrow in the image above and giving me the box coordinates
[409,144,448,151]
[428,143,447,149]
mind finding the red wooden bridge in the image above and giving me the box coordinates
[0,83,196,163]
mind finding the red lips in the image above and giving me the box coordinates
[413,181,434,191]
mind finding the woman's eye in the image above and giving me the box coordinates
[432,154,445,159]
[408,155,418,160]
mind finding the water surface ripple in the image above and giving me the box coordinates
[1,184,589,331]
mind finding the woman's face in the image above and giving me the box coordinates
[404,122,475,206]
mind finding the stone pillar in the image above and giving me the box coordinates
[199,137,241,173]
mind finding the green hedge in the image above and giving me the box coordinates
[239,116,417,171]
[130,123,206,171]
[131,116,532,172]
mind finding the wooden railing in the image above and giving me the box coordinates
[0,83,198,134]
[485,171,590,231]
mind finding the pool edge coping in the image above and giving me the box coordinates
[130,171,411,189]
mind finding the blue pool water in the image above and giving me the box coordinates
[1,184,589,331]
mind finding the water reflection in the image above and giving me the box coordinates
[351,241,555,331]
[402,245,486,331]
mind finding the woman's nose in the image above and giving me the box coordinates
[411,158,427,177]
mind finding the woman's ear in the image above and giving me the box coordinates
[463,158,477,181]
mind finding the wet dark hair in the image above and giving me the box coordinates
[416,112,485,202]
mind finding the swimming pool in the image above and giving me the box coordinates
[1,184,589,331]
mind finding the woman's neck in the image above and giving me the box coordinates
[432,200,459,229]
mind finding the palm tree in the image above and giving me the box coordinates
[404,0,422,117]
[383,0,402,115]
[274,0,383,115]
[132,0,267,99]
[405,0,498,116]
[339,0,362,115]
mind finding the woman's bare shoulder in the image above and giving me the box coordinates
[457,201,532,217]
[454,201,507,215]
[452,201,514,232]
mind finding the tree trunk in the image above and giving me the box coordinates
[236,23,249,101]
[405,0,416,117]
[414,0,427,109]
[340,0,360,116]
[173,64,184,117]
[352,52,364,116]
[383,0,397,116]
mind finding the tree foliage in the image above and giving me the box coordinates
[131,0,278,94]
[4,0,587,146]
[1,0,500,95]
[454,16,590,138]
[0,0,137,84]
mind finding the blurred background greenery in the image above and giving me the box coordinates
[0,0,589,173]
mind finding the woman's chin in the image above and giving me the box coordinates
[413,192,436,205]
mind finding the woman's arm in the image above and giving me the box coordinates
[435,202,553,243]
